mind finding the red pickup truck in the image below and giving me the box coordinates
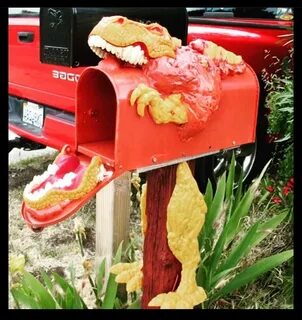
[8,7,293,184]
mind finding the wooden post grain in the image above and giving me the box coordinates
[142,164,180,308]
[142,161,195,308]
[95,171,131,280]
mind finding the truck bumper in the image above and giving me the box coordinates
[9,95,76,151]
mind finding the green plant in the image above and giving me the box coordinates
[262,49,293,181]
[196,154,293,308]
[73,217,139,309]
[11,271,87,309]
[10,242,134,309]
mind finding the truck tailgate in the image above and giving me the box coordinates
[9,17,86,113]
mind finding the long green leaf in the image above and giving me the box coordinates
[210,266,239,287]
[233,168,243,211]
[40,270,62,309]
[206,173,226,230]
[64,286,84,309]
[40,270,53,292]
[210,249,293,301]
[212,211,288,287]
[225,160,271,245]
[199,179,213,250]
[102,241,123,309]
[11,287,40,309]
[52,273,87,309]
[22,272,56,309]
[204,179,213,211]
[204,225,229,290]
[224,190,255,246]
[196,261,208,288]
[128,298,141,309]
[215,222,260,278]
[96,258,106,298]
[52,273,70,291]
[225,153,235,203]
[251,211,288,248]
[257,190,271,206]
[203,173,226,252]
[64,287,75,309]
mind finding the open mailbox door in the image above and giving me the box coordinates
[22,7,259,231]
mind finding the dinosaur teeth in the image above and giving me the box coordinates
[90,45,106,59]
[47,164,59,175]
[88,35,107,49]
[24,172,77,201]
[24,163,113,201]
[97,164,113,182]
[88,35,147,65]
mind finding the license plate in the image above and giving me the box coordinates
[23,101,44,128]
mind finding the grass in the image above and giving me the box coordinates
[9,152,58,189]
[9,152,58,171]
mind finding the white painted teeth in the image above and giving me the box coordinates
[97,164,112,182]
[44,182,52,192]
[88,35,147,65]
[47,164,59,175]
[88,35,106,48]
[89,45,106,59]
[24,171,77,201]
[62,172,77,187]
[24,160,114,202]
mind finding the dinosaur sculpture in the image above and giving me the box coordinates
[87,15,247,308]
[88,15,246,140]
[22,15,247,223]
[111,162,207,308]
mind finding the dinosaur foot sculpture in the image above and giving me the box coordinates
[110,162,207,309]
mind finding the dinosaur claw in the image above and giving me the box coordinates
[136,91,159,117]
[130,84,188,124]
[130,84,148,106]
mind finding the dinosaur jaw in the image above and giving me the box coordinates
[88,35,148,66]
[23,150,112,210]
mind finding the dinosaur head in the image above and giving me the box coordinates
[23,146,112,211]
[88,15,181,65]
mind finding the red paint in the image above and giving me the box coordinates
[188,20,292,75]
[143,45,222,140]
[142,40,248,140]
[189,39,246,76]
[54,154,80,177]
[142,161,195,308]
[142,164,182,308]
[8,18,84,113]
[76,55,258,173]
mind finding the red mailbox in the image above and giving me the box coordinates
[22,52,259,230]
[76,55,258,172]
